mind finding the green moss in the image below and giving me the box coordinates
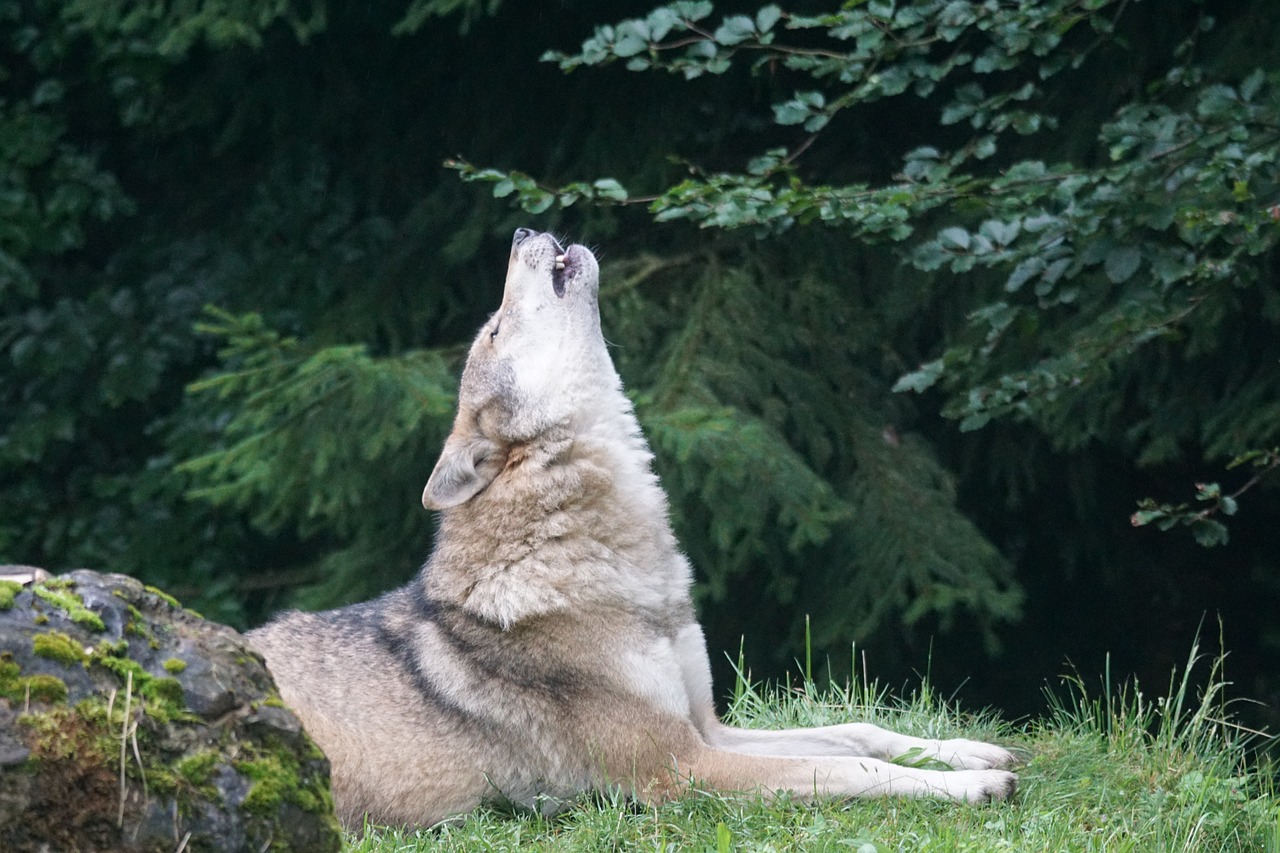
[141,677,185,705]
[0,654,67,704]
[17,702,116,763]
[11,674,69,704]
[12,684,338,848]
[94,637,129,657]
[39,577,76,591]
[31,584,105,632]
[237,754,313,814]
[32,631,89,666]
[8,588,339,840]
[236,758,284,814]
[163,657,187,674]
[14,697,180,834]
[72,610,106,631]
[0,660,28,701]
[301,735,328,763]
[175,749,222,788]
[0,579,21,610]
[122,603,160,650]
[73,607,103,627]
[93,652,146,682]
[235,743,330,816]
[33,613,48,625]
[87,651,196,724]
[144,584,183,609]
[143,584,203,619]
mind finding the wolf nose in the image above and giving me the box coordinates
[512,227,537,248]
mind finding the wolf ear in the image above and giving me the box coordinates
[422,435,503,510]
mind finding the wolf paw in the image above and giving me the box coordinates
[947,768,1019,803]
[933,738,1018,771]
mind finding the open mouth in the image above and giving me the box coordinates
[551,239,568,298]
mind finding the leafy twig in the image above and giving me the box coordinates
[1131,449,1280,546]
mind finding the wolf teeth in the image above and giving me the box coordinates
[554,255,566,270]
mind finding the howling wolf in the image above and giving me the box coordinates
[249,228,1018,827]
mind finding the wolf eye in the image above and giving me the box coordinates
[489,317,501,341]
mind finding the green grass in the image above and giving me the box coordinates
[348,644,1278,852]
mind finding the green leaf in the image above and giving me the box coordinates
[524,192,554,214]
[1194,481,1222,501]
[647,7,681,41]
[773,99,811,126]
[755,5,782,34]
[613,20,650,57]
[1240,68,1265,101]
[716,822,732,853]
[803,113,830,132]
[893,359,945,393]
[613,33,648,58]
[1131,509,1166,527]
[591,177,628,201]
[1006,257,1045,292]
[1104,246,1142,283]
[1189,519,1229,547]
[713,15,755,46]
[938,226,970,251]
[672,0,714,23]
[31,80,66,107]
[980,219,1020,247]
[911,239,949,271]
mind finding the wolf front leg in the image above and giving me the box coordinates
[660,747,1017,804]
[705,721,1018,770]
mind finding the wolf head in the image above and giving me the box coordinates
[422,228,615,510]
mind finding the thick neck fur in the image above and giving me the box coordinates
[420,378,688,629]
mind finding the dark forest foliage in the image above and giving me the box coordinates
[3,0,1278,723]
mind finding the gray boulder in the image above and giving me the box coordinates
[0,569,343,852]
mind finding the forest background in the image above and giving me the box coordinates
[2,0,1278,731]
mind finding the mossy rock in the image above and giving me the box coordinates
[0,569,342,852]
